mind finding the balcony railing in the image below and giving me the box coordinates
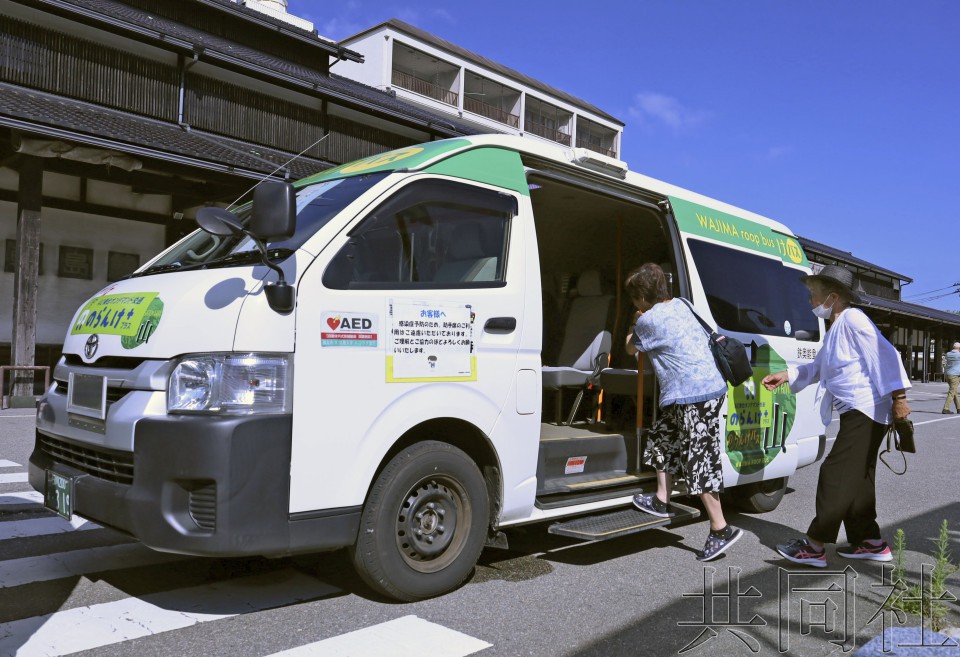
[391,69,458,106]
[525,120,571,146]
[858,279,900,301]
[464,96,519,128]
[576,138,617,158]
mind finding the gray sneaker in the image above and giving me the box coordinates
[633,493,675,517]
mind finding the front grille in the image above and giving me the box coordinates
[62,355,146,369]
[188,482,217,531]
[56,381,129,404]
[38,433,134,485]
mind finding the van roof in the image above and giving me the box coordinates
[459,134,798,238]
[296,134,797,239]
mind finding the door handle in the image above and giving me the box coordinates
[484,317,517,333]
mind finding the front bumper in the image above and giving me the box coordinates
[29,413,360,557]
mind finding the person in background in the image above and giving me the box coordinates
[942,342,960,414]
[762,265,911,567]
[624,263,741,562]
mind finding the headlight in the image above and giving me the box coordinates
[168,353,292,415]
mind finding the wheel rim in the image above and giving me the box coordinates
[395,475,471,573]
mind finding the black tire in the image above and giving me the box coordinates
[352,441,489,601]
[730,476,787,513]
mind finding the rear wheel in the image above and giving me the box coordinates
[352,441,488,601]
[729,477,787,513]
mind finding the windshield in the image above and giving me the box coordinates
[139,172,389,274]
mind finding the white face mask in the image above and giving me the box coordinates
[811,295,836,320]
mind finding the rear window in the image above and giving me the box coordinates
[687,239,820,341]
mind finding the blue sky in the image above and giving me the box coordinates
[289,0,959,312]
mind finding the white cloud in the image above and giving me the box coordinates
[311,1,361,40]
[292,2,456,41]
[761,145,793,161]
[628,92,710,132]
[433,8,456,24]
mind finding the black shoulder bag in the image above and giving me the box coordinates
[678,298,754,387]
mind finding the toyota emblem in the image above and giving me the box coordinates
[84,334,99,360]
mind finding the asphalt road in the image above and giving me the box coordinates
[1,382,957,657]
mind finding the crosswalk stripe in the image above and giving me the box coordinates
[264,615,491,657]
[0,491,43,506]
[0,460,20,468]
[0,474,28,484]
[0,569,340,657]
[0,542,185,589]
[0,515,93,541]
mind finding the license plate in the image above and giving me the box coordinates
[45,470,75,520]
[67,372,107,419]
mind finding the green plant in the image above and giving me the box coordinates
[929,519,959,631]
[884,521,959,632]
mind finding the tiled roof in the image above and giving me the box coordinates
[197,0,354,55]
[0,83,330,179]
[41,0,484,136]
[799,235,911,282]
[856,293,960,327]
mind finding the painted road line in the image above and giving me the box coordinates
[0,460,20,468]
[0,491,44,506]
[0,542,186,589]
[0,569,340,657]
[264,615,492,657]
[914,416,960,427]
[0,515,94,541]
[0,473,28,484]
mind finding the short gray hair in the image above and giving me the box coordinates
[954,342,960,350]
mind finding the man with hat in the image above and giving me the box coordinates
[761,264,911,567]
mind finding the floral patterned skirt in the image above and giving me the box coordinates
[643,395,725,495]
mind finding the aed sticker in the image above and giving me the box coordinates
[565,456,587,475]
[71,293,164,349]
[321,312,378,347]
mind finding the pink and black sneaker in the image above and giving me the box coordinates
[776,538,827,568]
[836,540,893,562]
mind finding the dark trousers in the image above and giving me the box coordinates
[807,410,887,545]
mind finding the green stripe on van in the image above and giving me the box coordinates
[670,196,809,267]
[425,147,529,196]
[296,139,472,186]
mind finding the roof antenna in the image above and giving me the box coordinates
[226,133,330,211]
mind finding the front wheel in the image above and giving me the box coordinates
[729,476,788,513]
[352,441,489,601]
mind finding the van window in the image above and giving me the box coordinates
[687,239,820,341]
[323,179,515,290]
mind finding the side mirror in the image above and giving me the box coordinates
[251,181,296,241]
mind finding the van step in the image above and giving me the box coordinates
[538,470,645,495]
[536,424,640,496]
[547,501,700,541]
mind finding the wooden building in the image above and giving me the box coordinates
[0,0,483,397]
[800,236,960,382]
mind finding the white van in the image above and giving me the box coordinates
[30,135,827,601]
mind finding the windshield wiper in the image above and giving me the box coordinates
[127,248,295,279]
[126,262,183,279]
[201,248,295,269]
